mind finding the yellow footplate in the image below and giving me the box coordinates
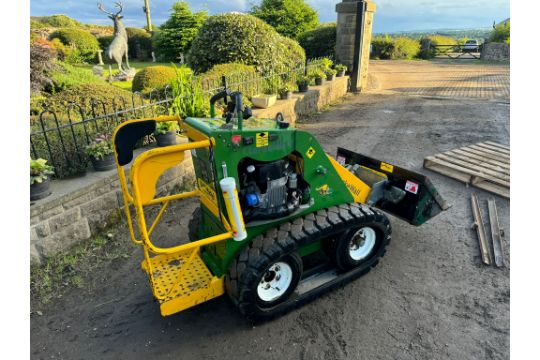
[141,251,225,316]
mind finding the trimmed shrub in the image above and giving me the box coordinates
[34,15,81,28]
[390,37,420,59]
[152,1,208,61]
[201,63,259,102]
[298,23,336,59]
[187,13,306,74]
[46,83,134,114]
[132,66,191,93]
[49,28,100,62]
[489,21,510,44]
[126,27,153,60]
[279,36,306,71]
[371,35,394,59]
[30,40,57,94]
[50,62,106,93]
[251,0,319,39]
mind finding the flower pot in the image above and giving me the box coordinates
[298,84,309,93]
[279,91,292,100]
[251,94,277,109]
[315,78,325,86]
[30,178,52,201]
[90,153,116,171]
[326,74,335,81]
[336,70,345,77]
[156,131,177,147]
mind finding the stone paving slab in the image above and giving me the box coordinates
[368,60,509,101]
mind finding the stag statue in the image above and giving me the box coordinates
[98,2,131,75]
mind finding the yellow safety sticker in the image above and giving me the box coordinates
[256,132,269,147]
[197,178,217,204]
[380,162,394,173]
[306,146,316,159]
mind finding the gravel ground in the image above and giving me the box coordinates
[31,64,510,360]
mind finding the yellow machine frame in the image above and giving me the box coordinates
[113,115,234,315]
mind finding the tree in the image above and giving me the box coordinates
[489,20,510,44]
[153,1,208,61]
[251,0,319,39]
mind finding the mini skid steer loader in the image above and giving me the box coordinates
[112,91,448,320]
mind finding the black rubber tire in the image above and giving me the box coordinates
[188,207,201,242]
[225,203,392,321]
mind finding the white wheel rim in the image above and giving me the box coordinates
[257,261,293,302]
[349,227,377,261]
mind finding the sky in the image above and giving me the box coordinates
[30,0,510,33]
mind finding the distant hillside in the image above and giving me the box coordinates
[375,28,492,40]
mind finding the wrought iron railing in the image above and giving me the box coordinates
[30,59,328,178]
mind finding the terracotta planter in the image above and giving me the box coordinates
[90,153,116,171]
[156,131,177,147]
[30,178,52,201]
[251,94,277,109]
[326,74,335,81]
[315,77,325,86]
[298,84,309,93]
[279,91,292,100]
[336,70,346,77]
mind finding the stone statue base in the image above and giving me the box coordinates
[111,68,136,82]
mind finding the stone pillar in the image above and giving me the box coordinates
[336,0,376,91]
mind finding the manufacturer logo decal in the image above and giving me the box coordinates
[380,162,394,173]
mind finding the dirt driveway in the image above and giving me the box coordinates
[31,61,510,360]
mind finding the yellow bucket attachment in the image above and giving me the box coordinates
[141,250,224,316]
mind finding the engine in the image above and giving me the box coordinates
[238,157,309,222]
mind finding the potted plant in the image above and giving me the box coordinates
[30,158,54,201]
[325,68,337,81]
[312,72,325,86]
[85,134,116,171]
[155,121,178,147]
[279,84,293,100]
[335,64,347,77]
[251,94,277,109]
[296,75,309,93]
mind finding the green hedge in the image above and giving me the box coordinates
[371,36,394,59]
[33,15,82,28]
[126,28,153,60]
[298,23,336,59]
[49,28,100,62]
[187,13,305,74]
[132,66,191,93]
[371,36,420,60]
[489,21,510,44]
[419,35,457,58]
[201,63,259,102]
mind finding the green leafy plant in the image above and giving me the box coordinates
[325,68,337,76]
[251,0,319,39]
[169,65,209,119]
[334,64,347,73]
[155,121,179,135]
[263,75,281,95]
[85,134,113,160]
[279,84,292,94]
[30,158,55,185]
[489,21,510,44]
[34,15,82,28]
[296,75,309,87]
[298,23,336,58]
[391,37,420,60]
[153,1,208,61]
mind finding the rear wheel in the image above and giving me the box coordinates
[333,224,387,271]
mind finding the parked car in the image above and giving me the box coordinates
[463,39,480,52]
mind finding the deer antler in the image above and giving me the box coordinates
[97,1,123,16]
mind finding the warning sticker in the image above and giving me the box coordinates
[306,146,316,159]
[380,162,394,173]
[256,132,268,147]
[405,180,419,194]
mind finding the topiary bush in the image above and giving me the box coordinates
[298,23,336,59]
[126,28,153,60]
[132,66,191,93]
[187,13,305,75]
[49,28,100,62]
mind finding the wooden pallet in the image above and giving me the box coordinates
[423,141,510,198]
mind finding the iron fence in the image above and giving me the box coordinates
[30,58,328,178]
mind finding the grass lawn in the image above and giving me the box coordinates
[76,61,179,92]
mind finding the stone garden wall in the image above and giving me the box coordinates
[252,76,349,124]
[481,43,510,61]
[30,76,349,265]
